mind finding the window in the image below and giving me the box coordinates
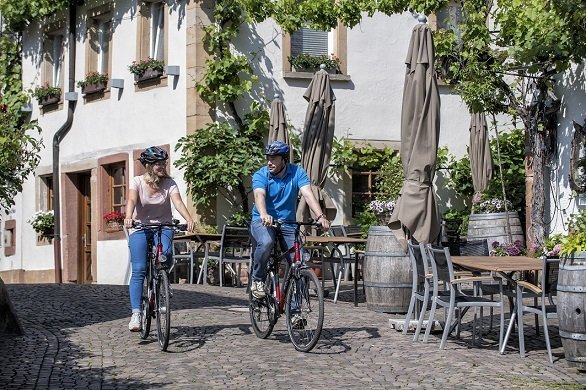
[138,1,168,63]
[109,163,126,215]
[40,175,54,211]
[85,6,113,77]
[430,0,463,36]
[4,219,16,257]
[42,32,64,90]
[282,23,348,76]
[351,169,379,217]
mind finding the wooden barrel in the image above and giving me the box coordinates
[363,226,411,313]
[466,211,524,247]
[558,253,586,371]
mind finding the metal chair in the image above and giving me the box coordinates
[404,240,432,341]
[459,239,489,256]
[425,244,505,350]
[502,257,560,363]
[217,225,252,287]
[172,235,199,284]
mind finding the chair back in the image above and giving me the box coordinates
[426,244,455,284]
[459,239,489,256]
[341,225,363,238]
[220,225,252,258]
[542,257,560,296]
[330,225,345,237]
[407,240,427,285]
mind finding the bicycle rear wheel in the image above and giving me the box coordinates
[155,270,171,351]
[249,274,277,339]
[285,268,324,352]
[140,275,152,340]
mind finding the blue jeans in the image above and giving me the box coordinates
[128,228,174,312]
[250,220,297,282]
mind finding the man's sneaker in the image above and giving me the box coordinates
[128,312,141,332]
[250,280,266,299]
[291,314,306,330]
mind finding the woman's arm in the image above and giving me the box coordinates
[171,192,195,232]
[124,189,138,228]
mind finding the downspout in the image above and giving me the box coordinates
[52,2,77,283]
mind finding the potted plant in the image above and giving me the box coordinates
[128,57,165,82]
[32,83,61,106]
[288,53,340,73]
[28,210,55,237]
[77,71,108,95]
[467,195,524,246]
[367,199,396,226]
[103,211,125,232]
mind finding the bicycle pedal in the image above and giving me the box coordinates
[159,306,167,314]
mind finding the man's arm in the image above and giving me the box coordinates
[299,185,330,230]
[253,188,273,226]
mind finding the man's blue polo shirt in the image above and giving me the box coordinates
[251,164,311,222]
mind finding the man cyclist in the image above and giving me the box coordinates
[250,141,330,299]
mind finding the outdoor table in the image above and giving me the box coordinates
[451,255,544,358]
[304,235,367,305]
[175,232,222,285]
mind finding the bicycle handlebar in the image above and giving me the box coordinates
[131,220,187,232]
[272,219,322,230]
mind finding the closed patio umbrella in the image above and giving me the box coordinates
[268,94,294,161]
[389,22,441,244]
[297,66,337,222]
[469,111,493,194]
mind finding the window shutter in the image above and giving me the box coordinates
[291,27,328,57]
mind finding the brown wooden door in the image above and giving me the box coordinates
[78,173,93,284]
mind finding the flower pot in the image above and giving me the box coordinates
[38,95,60,106]
[105,220,123,233]
[81,81,107,95]
[134,68,163,83]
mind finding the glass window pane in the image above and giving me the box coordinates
[113,187,125,206]
[352,173,370,193]
[112,165,125,184]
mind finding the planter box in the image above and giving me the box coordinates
[104,221,123,233]
[134,68,164,83]
[81,81,107,95]
[38,96,60,106]
[292,66,338,74]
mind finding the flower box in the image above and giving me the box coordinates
[38,95,60,106]
[134,68,164,83]
[105,220,123,233]
[81,81,107,95]
[293,65,337,74]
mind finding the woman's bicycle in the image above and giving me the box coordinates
[249,220,325,352]
[132,220,187,351]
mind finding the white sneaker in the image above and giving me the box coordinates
[250,280,266,299]
[128,313,141,332]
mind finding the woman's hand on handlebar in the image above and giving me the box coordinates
[124,218,133,229]
[186,219,195,232]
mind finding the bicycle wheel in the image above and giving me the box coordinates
[155,270,171,351]
[249,274,277,339]
[140,275,152,340]
[285,268,324,352]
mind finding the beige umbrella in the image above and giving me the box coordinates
[297,66,337,222]
[469,111,493,194]
[268,94,294,161]
[389,22,441,244]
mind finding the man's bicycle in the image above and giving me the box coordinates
[249,220,325,352]
[132,220,187,351]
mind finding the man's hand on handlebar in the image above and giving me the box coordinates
[260,213,274,227]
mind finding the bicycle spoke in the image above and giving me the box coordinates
[155,271,171,351]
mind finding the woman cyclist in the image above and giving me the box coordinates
[124,146,195,332]
[249,141,330,299]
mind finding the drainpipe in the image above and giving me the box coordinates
[52,1,78,283]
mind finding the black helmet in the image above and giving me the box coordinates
[139,146,168,165]
[264,141,290,159]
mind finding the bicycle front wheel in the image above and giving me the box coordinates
[285,268,324,352]
[140,275,152,340]
[155,271,171,351]
[249,274,276,339]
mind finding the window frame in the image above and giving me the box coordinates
[351,169,380,218]
[98,153,129,240]
[84,4,113,101]
[41,21,66,110]
[135,0,169,89]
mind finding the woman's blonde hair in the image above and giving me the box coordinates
[143,163,169,189]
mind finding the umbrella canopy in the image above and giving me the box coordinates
[268,95,294,161]
[296,67,337,221]
[390,23,441,244]
[469,111,493,194]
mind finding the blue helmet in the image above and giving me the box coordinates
[139,146,168,165]
[264,141,290,159]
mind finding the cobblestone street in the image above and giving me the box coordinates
[1,283,584,389]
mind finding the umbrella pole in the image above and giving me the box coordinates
[491,113,513,243]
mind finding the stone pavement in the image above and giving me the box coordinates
[0,282,584,389]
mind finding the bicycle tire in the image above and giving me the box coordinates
[140,275,152,340]
[156,270,171,351]
[249,274,277,339]
[285,268,324,352]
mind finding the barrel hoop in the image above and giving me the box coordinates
[560,265,586,271]
[558,285,586,293]
[363,282,412,288]
[558,330,586,341]
[365,251,408,257]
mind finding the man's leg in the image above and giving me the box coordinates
[249,220,276,298]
